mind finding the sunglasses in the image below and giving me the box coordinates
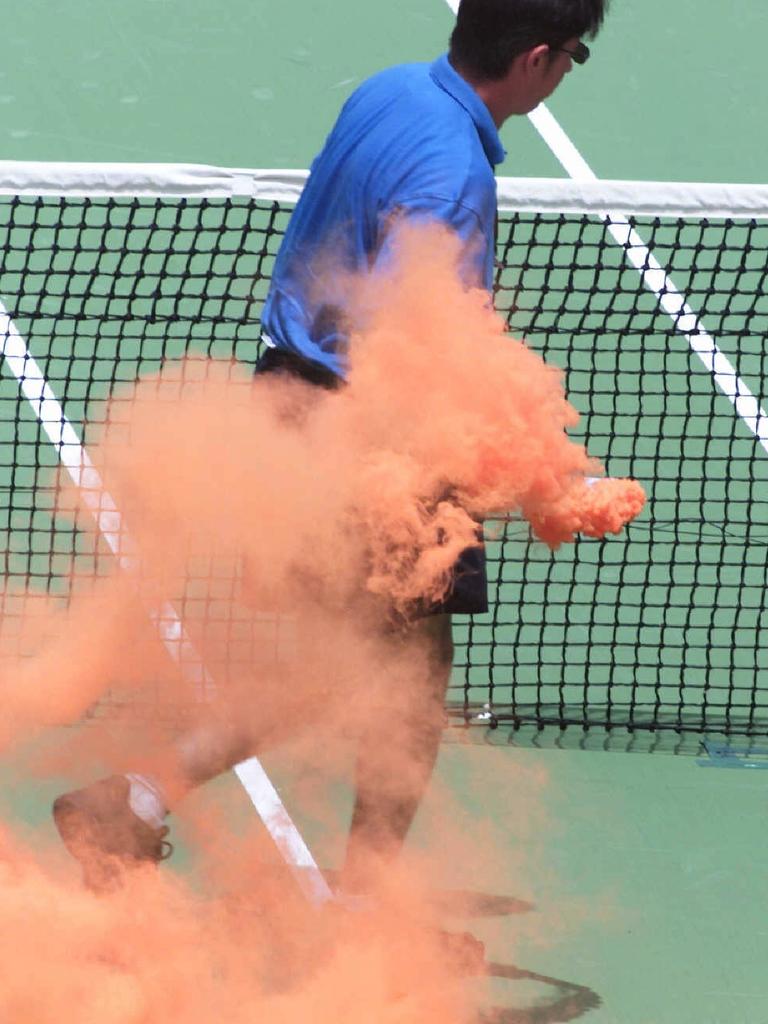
[551,41,590,65]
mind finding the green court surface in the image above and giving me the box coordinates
[2,2,768,1022]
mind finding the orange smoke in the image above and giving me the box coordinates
[342,223,644,578]
[0,220,644,1020]
[0,821,478,1024]
[18,220,644,641]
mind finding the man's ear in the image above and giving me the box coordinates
[524,44,551,75]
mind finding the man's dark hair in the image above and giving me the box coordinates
[449,0,607,81]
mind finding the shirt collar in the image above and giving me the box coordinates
[429,54,507,168]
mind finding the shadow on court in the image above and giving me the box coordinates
[320,870,535,919]
[427,888,535,918]
[430,889,600,1022]
[482,961,601,1023]
[323,872,600,1022]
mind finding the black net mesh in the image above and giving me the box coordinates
[2,194,768,734]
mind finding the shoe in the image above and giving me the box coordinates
[53,775,173,893]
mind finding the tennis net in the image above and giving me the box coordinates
[1,163,768,736]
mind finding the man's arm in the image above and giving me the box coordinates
[372,194,494,293]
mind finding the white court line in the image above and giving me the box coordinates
[441,0,768,452]
[0,304,333,905]
[526,106,768,451]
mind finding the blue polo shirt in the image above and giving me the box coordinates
[261,54,506,379]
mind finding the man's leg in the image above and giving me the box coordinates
[340,613,453,894]
[167,609,452,884]
[54,610,453,892]
[52,605,355,890]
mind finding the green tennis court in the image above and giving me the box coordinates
[1,2,768,1021]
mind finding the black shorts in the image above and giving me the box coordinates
[254,347,488,617]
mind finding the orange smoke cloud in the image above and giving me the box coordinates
[0,820,478,1024]
[21,220,643,645]
[0,220,643,1020]
[342,222,644,572]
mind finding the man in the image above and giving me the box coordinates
[53,0,606,898]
